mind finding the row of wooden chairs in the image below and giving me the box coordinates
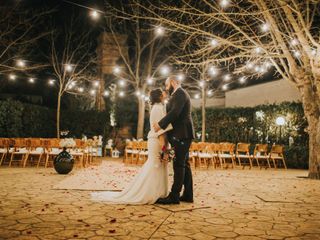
[124,141,287,169]
[190,142,287,169]
[0,138,98,168]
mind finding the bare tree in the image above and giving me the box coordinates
[126,0,320,178]
[103,4,172,139]
[49,17,97,138]
[0,3,51,76]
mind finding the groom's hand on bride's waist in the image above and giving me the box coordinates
[153,123,161,132]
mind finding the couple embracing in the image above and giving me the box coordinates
[92,75,195,205]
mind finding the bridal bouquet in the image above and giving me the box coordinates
[59,138,76,148]
[159,145,175,163]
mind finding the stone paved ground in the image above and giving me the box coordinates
[1,159,320,240]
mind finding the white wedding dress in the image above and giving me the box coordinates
[91,103,171,204]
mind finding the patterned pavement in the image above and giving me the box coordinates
[1,159,320,240]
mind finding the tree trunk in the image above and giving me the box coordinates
[201,87,206,142]
[299,82,320,179]
[56,93,62,139]
[136,98,145,139]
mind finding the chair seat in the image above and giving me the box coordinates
[198,153,213,158]
[253,155,269,159]
[13,148,29,154]
[236,154,250,158]
[139,151,148,155]
[270,156,284,159]
[189,152,198,157]
[0,148,7,153]
[125,149,133,153]
[220,154,234,158]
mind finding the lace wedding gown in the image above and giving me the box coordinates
[91,103,171,204]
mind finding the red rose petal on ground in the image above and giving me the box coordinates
[109,229,116,233]
[110,219,116,223]
[73,234,78,237]
[77,219,83,222]
[138,214,146,218]
[27,231,32,234]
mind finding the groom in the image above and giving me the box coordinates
[153,75,195,204]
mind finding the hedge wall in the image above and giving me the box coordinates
[192,102,309,169]
[0,99,110,138]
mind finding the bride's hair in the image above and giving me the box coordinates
[149,88,163,105]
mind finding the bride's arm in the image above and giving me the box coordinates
[158,134,168,148]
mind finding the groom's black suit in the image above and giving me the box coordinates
[158,87,195,201]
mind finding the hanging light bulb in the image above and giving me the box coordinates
[9,74,16,80]
[90,89,96,95]
[194,94,200,99]
[78,87,84,93]
[209,38,218,47]
[239,76,246,84]
[136,90,141,97]
[208,66,218,76]
[160,65,170,76]
[90,10,100,20]
[261,23,270,32]
[293,50,301,58]
[93,81,99,87]
[118,79,126,87]
[223,74,231,81]
[155,26,165,36]
[199,81,205,88]
[222,84,228,91]
[246,62,254,70]
[207,90,213,96]
[28,78,35,83]
[119,91,125,97]
[104,90,110,96]
[220,0,230,8]
[255,47,262,54]
[113,66,121,74]
[177,73,185,81]
[291,38,299,46]
[48,79,55,85]
[16,59,26,68]
[147,77,154,85]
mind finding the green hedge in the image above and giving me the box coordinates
[192,102,309,169]
[0,99,110,139]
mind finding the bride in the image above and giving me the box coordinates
[91,88,172,204]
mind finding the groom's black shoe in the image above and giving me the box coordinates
[156,196,180,205]
[179,196,194,203]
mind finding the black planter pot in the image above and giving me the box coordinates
[54,147,74,174]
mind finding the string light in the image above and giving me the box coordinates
[147,77,154,85]
[223,74,231,81]
[65,64,73,72]
[177,73,185,81]
[48,79,55,85]
[119,91,125,97]
[104,90,110,97]
[199,81,205,87]
[160,65,170,76]
[209,39,218,47]
[9,74,16,80]
[93,81,99,87]
[78,87,84,93]
[118,79,126,87]
[219,0,230,8]
[194,94,200,99]
[155,26,165,36]
[16,59,26,68]
[291,38,299,46]
[222,84,228,91]
[90,10,100,20]
[113,66,121,74]
[261,23,270,32]
[207,90,213,96]
[136,90,141,97]
[208,66,218,76]
[255,47,262,54]
[239,76,246,84]
[311,49,317,56]
[28,78,35,83]
[144,96,150,101]
[90,89,96,95]
[246,62,254,70]
[293,50,301,58]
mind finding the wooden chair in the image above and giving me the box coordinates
[24,138,45,167]
[252,144,270,169]
[269,145,287,169]
[235,143,252,169]
[130,141,140,164]
[44,138,61,168]
[70,139,85,168]
[218,142,236,169]
[138,141,148,165]
[209,143,221,169]
[189,142,198,168]
[124,141,133,164]
[198,142,215,169]
[0,138,9,166]
[9,138,29,167]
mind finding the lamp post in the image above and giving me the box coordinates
[276,116,286,143]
